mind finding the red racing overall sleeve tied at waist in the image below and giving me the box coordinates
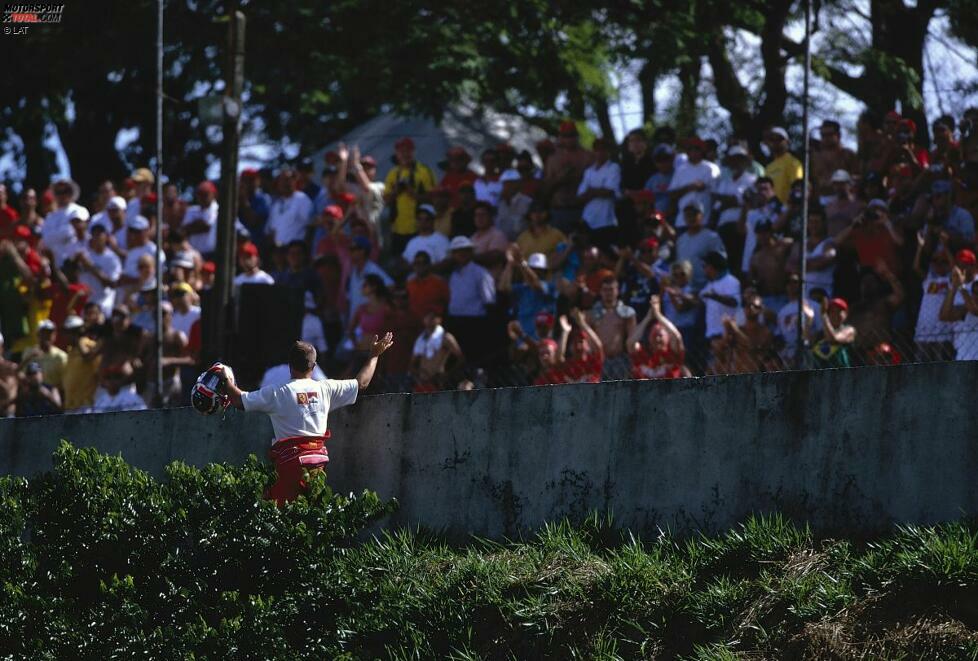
[264,431,332,505]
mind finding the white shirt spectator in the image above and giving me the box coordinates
[700,272,741,338]
[234,270,275,286]
[668,160,720,228]
[448,261,496,317]
[577,160,621,230]
[496,193,533,239]
[52,224,88,268]
[403,233,450,264]
[713,171,756,226]
[125,197,143,224]
[302,312,329,353]
[474,178,502,207]
[123,242,164,278]
[914,272,953,343]
[242,377,359,443]
[952,286,978,360]
[80,245,122,317]
[182,200,219,255]
[92,386,148,413]
[267,191,314,246]
[804,238,836,297]
[171,305,201,338]
[42,203,86,262]
[776,298,821,363]
[260,363,327,389]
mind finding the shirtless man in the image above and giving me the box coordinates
[587,275,636,379]
[748,221,791,311]
[410,312,463,392]
[222,334,394,504]
[720,294,775,374]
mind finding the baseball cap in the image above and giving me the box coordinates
[171,282,194,296]
[535,310,555,327]
[828,297,849,312]
[127,215,150,231]
[726,145,749,158]
[360,155,377,167]
[703,251,728,270]
[955,249,977,266]
[416,204,436,218]
[931,179,953,195]
[239,241,259,257]
[830,169,852,183]
[106,196,127,211]
[351,236,372,252]
[68,206,90,223]
[395,136,415,150]
[653,144,675,158]
[683,201,704,214]
[197,180,217,195]
[499,169,521,183]
[682,136,707,151]
[449,236,474,251]
[640,237,660,252]
[63,315,84,330]
[240,167,259,179]
[24,361,42,375]
[768,127,789,141]
[527,253,548,270]
[201,261,216,274]
[323,205,343,220]
[171,255,194,270]
[38,319,56,331]
[13,225,33,240]
[867,198,888,210]
[131,168,154,184]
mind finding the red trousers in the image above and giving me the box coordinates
[264,433,330,505]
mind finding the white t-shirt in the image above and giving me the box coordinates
[92,387,148,413]
[260,363,327,388]
[776,298,821,361]
[171,305,201,338]
[403,233,450,263]
[242,377,359,443]
[125,197,143,224]
[804,238,836,297]
[267,191,314,246]
[668,159,720,228]
[182,201,219,255]
[577,161,621,230]
[302,312,329,352]
[713,172,756,226]
[914,273,953,343]
[700,272,741,338]
[234,270,275,286]
[123,242,164,278]
[952,287,978,360]
[474,178,502,207]
[80,245,123,316]
[42,204,85,250]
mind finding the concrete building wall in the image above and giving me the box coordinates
[1,362,973,537]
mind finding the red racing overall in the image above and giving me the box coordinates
[264,431,332,505]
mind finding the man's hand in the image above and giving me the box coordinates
[558,314,572,335]
[649,294,662,316]
[370,332,394,358]
[951,266,965,288]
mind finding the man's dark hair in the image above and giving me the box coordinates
[756,176,775,187]
[626,127,647,141]
[859,109,881,130]
[168,228,186,244]
[652,125,676,144]
[821,120,841,133]
[414,250,431,264]
[289,340,318,375]
[935,114,956,132]
[287,239,308,255]
[474,201,495,216]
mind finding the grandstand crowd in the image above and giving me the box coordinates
[1,106,977,414]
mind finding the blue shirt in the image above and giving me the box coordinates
[448,262,496,317]
[644,171,674,214]
[512,281,557,338]
[944,206,976,241]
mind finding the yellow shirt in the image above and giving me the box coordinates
[63,338,101,410]
[765,153,804,204]
[516,226,568,263]
[384,162,436,235]
[21,344,68,389]
[434,209,454,237]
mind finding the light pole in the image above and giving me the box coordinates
[796,0,812,368]
[154,0,164,403]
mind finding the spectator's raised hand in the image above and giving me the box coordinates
[649,294,662,315]
[558,314,572,335]
[338,142,349,164]
[351,144,361,165]
[569,307,587,326]
[951,265,965,288]
[507,320,524,341]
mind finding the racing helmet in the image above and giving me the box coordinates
[191,362,233,415]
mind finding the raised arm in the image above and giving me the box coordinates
[571,307,604,361]
[356,332,394,391]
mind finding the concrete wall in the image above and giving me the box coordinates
[1,362,975,538]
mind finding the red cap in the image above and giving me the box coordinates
[446,146,471,160]
[324,150,340,164]
[13,225,32,240]
[395,137,415,150]
[956,249,977,266]
[640,237,660,252]
[682,136,707,150]
[536,138,555,151]
[238,241,258,257]
[240,168,259,179]
[197,180,217,195]
[828,297,849,312]
[534,310,555,327]
[539,338,559,352]
[323,205,344,219]
[900,119,917,134]
[557,120,578,136]
[123,178,136,191]
[143,192,158,205]
[885,110,902,121]
[202,261,216,274]
[360,155,377,167]
[336,192,356,205]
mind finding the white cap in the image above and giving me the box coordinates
[127,215,150,231]
[830,169,852,183]
[171,256,194,270]
[527,252,548,270]
[769,127,789,141]
[63,315,84,330]
[106,196,127,211]
[416,204,436,218]
[38,319,56,331]
[68,206,90,222]
[499,169,521,183]
[449,236,474,251]
[726,145,749,158]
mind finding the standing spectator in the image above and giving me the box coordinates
[402,205,450,265]
[713,145,756,265]
[587,274,636,379]
[577,137,621,249]
[450,184,478,238]
[749,221,791,312]
[621,128,656,193]
[719,294,775,374]
[126,169,154,223]
[627,294,685,380]
[430,187,455,237]
[50,206,90,268]
[834,199,903,276]
[21,319,67,391]
[347,147,387,246]
[939,249,978,361]
[266,169,314,248]
[698,251,741,359]
[237,169,270,240]
[410,311,464,392]
[516,203,568,267]
[470,202,509,258]
[0,183,20,237]
[169,283,201,338]
[62,315,101,411]
[18,188,41,229]
[668,137,720,228]
[764,127,804,204]
[162,182,188,234]
[384,137,436,255]
[676,202,726,290]
[644,144,676,216]
[16,361,62,417]
[812,297,856,368]
[446,236,496,361]
[662,260,699,350]
[182,180,219,258]
[788,206,837,298]
[739,177,783,275]
[439,146,478,201]
[76,224,122,318]
[913,241,954,361]
[812,120,859,202]
[617,237,665,320]
[499,247,556,338]
[233,241,275,286]
[0,333,17,417]
[406,251,450,322]
[274,240,321,293]
[542,121,593,232]
[301,291,329,354]
[91,362,148,413]
[346,273,392,354]
[496,170,532,240]
[90,195,128,252]
[925,179,975,244]
[473,148,503,207]
[515,150,542,198]
[930,117,961,171]
[776,273,818,365]
[825,170,862,236]
[121,215,164,282]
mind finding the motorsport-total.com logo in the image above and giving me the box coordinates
[2,3,64,35]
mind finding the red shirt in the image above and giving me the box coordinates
[406,274,450,322]
[534,354,603,385]
[0,207,20,239]
[630,346,684,380]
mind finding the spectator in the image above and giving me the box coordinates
[233,241,274,286]
[406,251,450,322]
[21,319,67,391]
[410,311,464,392]
[764,127,804,204]
[302,291,329,354]
[384,137,436,255]
[474,148,503,207]
[824,170,861,236]
[644,144,676,216]
[740,177,783,275]
[18,188,41,229]
[515,150,542,198]
[169,283,200,338]
[496,170,532,240]
[812,297,856,368]
[698,251,741,360]
[62,315,101,411]
[499,247,556,338]
[101,305,147,377]
[627,294,685,380]
[153,301,192,406]
[621,128,656,194]
[76,224,122,318]
[470,202,509,258]
[0,183,20,237]
[162,182,188,233]
[749,221,791,312]
[121,215,164,283]
[344,237,393,319]
[126,169,154,223]
[662,260,699,350]
[346,273,392,356]
[450,184,478,238]
[940,250,978,361]
[719,293,775,374]
[91,362,147,413]
[834,199,903,276]
[516,202,568,267]
[812,120,859,202]
[15,361,62,417]
[403,204,450,265]
[788,206,836,298]
[587,274,636,379]
[776,273,818,365]
[577,137,621,249]
[237,168,270,239]
[913,241,954,361]
[713,145,756,264]
[926,179,975,244]
[48,204,89,269]
[668,137,719,228]
[446,236,496,360]
[440,146,478,202]
[430,187,455,237]
[274,240,320,292]
[182,180,219,258]
[346,146,386,244]
[541,121,593,232]
[534,309,603,384]
[930,117,961,171]
[266,169,314,248]
[617,237,665,320]
[676,202,726,290]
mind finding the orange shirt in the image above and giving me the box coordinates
[406,274,450,321]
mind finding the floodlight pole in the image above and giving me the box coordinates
[796,0,812,368]
[154,0,164,404]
